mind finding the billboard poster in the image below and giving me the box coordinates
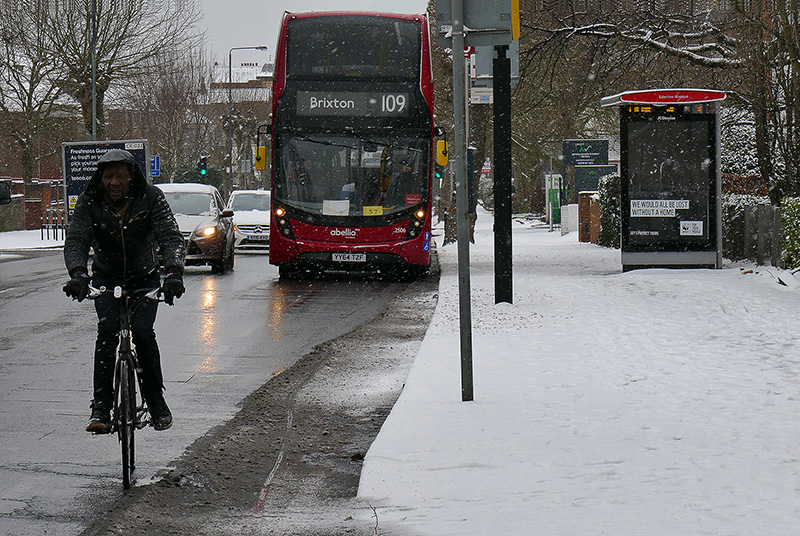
[562,139,609,167]
[62,140,149,219]
[622,111,714,249]
[562,139,609,203]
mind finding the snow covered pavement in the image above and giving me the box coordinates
[358,208,800,535]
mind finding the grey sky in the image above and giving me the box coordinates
[198,0,431,66]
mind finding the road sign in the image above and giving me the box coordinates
[150,155,160,177]
[471,41,520,89]
[470,86,493,104]
[602,88,727,107]
[436,0,520,47]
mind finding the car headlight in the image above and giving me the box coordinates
[199,226,217,237]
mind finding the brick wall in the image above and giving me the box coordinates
[1,179,63,231]
[0,195,25,231]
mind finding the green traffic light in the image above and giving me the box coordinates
[200,168,207,175]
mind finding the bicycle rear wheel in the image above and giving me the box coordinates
[118,359,136,489]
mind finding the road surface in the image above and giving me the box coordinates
[0,249,438,535]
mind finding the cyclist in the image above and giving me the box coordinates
[63,150,186,433]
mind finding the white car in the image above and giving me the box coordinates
[227,189,271,250]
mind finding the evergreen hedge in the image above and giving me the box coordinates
[781,197,800,269]
[597,173,620,249]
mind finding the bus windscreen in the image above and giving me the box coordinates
[276,134,429,217]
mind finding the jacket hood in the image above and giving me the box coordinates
[86,149,148,198]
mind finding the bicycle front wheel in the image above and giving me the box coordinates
[118,359,136,489]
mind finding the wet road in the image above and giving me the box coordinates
[0,250,409,536]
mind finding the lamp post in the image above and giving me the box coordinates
[227,45,269,198]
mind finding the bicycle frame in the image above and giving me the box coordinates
[88,285,162,489]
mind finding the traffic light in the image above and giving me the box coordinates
[198,156,208,177]
[434,163,444,182]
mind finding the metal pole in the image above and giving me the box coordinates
[493,45,512,303]
[91,0,97,141]
[227,48,234,198]
[452,0,474,402]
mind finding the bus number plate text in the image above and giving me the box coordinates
[332,253,366,262]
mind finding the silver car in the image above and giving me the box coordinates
[226,189,271,250]
[157,183,235,273]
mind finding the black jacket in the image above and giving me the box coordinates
[64,153,185,282]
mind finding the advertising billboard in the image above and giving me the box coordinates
[62,139,149,219]
[562,139,609,203]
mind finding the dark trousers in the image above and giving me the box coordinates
[91,272,163,409]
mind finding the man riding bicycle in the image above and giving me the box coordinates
[63,149,186,433]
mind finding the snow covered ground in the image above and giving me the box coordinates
[0,229,63,256]
[358,208,800,535]
[3,214,800,534]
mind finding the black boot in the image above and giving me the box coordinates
[147,394,173,431]
[86,400,112,434]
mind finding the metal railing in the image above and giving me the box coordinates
[41,207,66,241]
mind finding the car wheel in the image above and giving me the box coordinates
[225,242,235,271]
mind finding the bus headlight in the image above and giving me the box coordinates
[274,206,294,239]
[414,208,426,220]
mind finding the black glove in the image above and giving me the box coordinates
[162,272,185,306]
[63,273,90,302]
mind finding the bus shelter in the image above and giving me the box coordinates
[601,89,726,271]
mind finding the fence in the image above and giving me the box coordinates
[724,203,782,266]
[41,207,66,241]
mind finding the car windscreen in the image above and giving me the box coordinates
[230,193,271,211]
[162,192,214,216]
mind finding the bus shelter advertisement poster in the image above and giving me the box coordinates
[623,114,714,248]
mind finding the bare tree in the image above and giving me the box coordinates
[46,0,202,139]
[116,46,216,183]
[0,1,70,183]
[518,0,800,202]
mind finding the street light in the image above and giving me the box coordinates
[227,45,269,198]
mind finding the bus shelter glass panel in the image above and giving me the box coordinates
[622,108,717,253]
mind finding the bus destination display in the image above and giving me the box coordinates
[296,91,409,117]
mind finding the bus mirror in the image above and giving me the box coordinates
[436,140,448,166]
[255,146,267,171]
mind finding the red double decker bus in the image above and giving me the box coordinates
[269,11,435,279]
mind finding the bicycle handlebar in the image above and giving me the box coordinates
[87,285,164,303]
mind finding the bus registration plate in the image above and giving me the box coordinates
[332,253,366,262]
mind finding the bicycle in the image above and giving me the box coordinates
[87,284,163,489]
